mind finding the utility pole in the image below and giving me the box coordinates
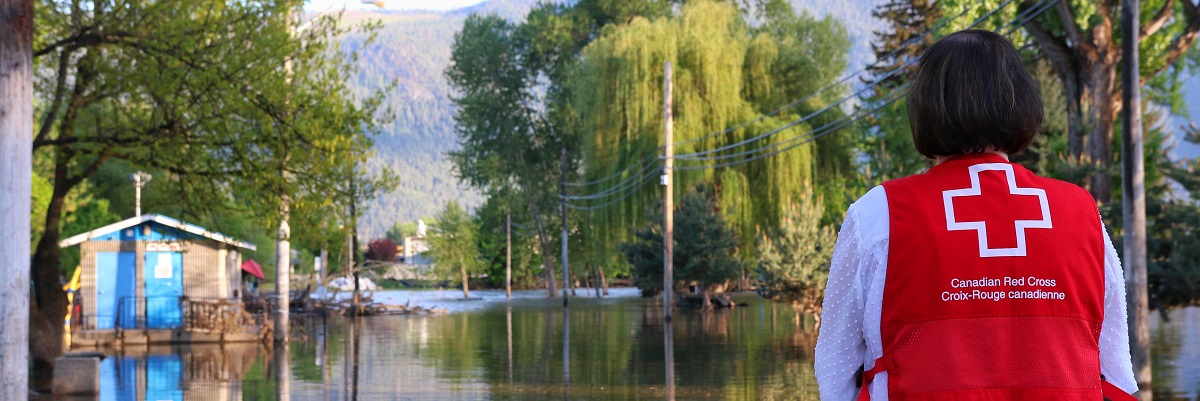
[276,203,291,343]
[131,171,152,217]
[662,61,674,323]
[1121,0,1151,399]
[350,175,361,309]
[506,211,512,300]
[0,0,32,395]
[561,147,570,306]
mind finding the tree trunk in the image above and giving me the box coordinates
[29,153,75,382]
[461,263,469,299]
[1086,60,1118,205]
[582,267,591,292]
[530,206,556,298]
[569,268,577,297]
[1060,66,1087,160]
[599,266,608,296]
[700,285,712,311]
[791,304,802,329]
[0,1,33,393]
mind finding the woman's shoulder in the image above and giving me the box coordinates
[845,185,890,244]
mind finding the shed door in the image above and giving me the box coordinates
[95,252,136,330]
[143,252,183,329]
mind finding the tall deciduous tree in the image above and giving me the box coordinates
[1005,0,1200,203]
[426,201,484,299]
[446,2,682,297]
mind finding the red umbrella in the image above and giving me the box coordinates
[241,259,265,280]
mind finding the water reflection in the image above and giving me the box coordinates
[562,306,570,400]
[90,291,1197,400]
[1151,306,1200,400]
[664,314,675,401]
[99,343,259,401]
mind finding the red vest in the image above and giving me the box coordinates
[861,153,1127,400]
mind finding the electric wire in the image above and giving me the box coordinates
[669,3,981,148]
[558,0,985,189]
[561,0,1052,207]
[673,0,1047,164]
[562,163,664,201]
[564,171,662,211]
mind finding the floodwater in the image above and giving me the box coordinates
[91,289,1199,400]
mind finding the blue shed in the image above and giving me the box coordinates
[60,214,257,332]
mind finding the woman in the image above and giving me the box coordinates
[813,30,1137,401]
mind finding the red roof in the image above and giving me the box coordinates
[241,259,265,280]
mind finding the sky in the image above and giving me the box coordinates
[305,0,485,11]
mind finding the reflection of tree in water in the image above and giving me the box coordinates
[1150,307,1200,400]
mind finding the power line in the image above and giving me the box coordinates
[672,0,1046,165]
[672,0,1025,162]
[562,0,1053,208]
[564,171,661,211]
[561,163,663,201]
[676,85,910,170]
[562,151,660,187]
[670,3,981,149]
[558,0,985,189]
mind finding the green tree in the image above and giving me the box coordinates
[386,221,419,243]
[445,13,564,296]
[427,201,484,298]
[855,0,941,189]
[620,185,745,310]
[571,0,851,275]
[756,196,836,328]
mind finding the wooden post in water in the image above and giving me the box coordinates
[0,0,32,394]
[1121,0,1151,398]
[561,147,570,306]
[662,61,674,322]
[506,211,512,300]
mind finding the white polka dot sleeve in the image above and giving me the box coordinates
[815,203,868,401]
[1099,220,1137,394]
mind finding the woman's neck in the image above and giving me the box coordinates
[934,150,1009,165]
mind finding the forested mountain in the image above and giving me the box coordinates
[340,0,885,239]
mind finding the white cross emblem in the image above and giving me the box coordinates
[942,163,1052,257]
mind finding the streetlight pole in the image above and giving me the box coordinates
[131,171,152,217]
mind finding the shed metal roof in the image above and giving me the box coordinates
[58,214,257,250]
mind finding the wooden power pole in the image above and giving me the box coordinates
[1121,0,1151,398]
[561,147,570,306]
[0,0,32,394]
[662,61,674,322]
[506,211,512,300]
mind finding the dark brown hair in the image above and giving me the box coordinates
[907,29,1042,158]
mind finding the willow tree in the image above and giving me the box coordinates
[570,0,850,268]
